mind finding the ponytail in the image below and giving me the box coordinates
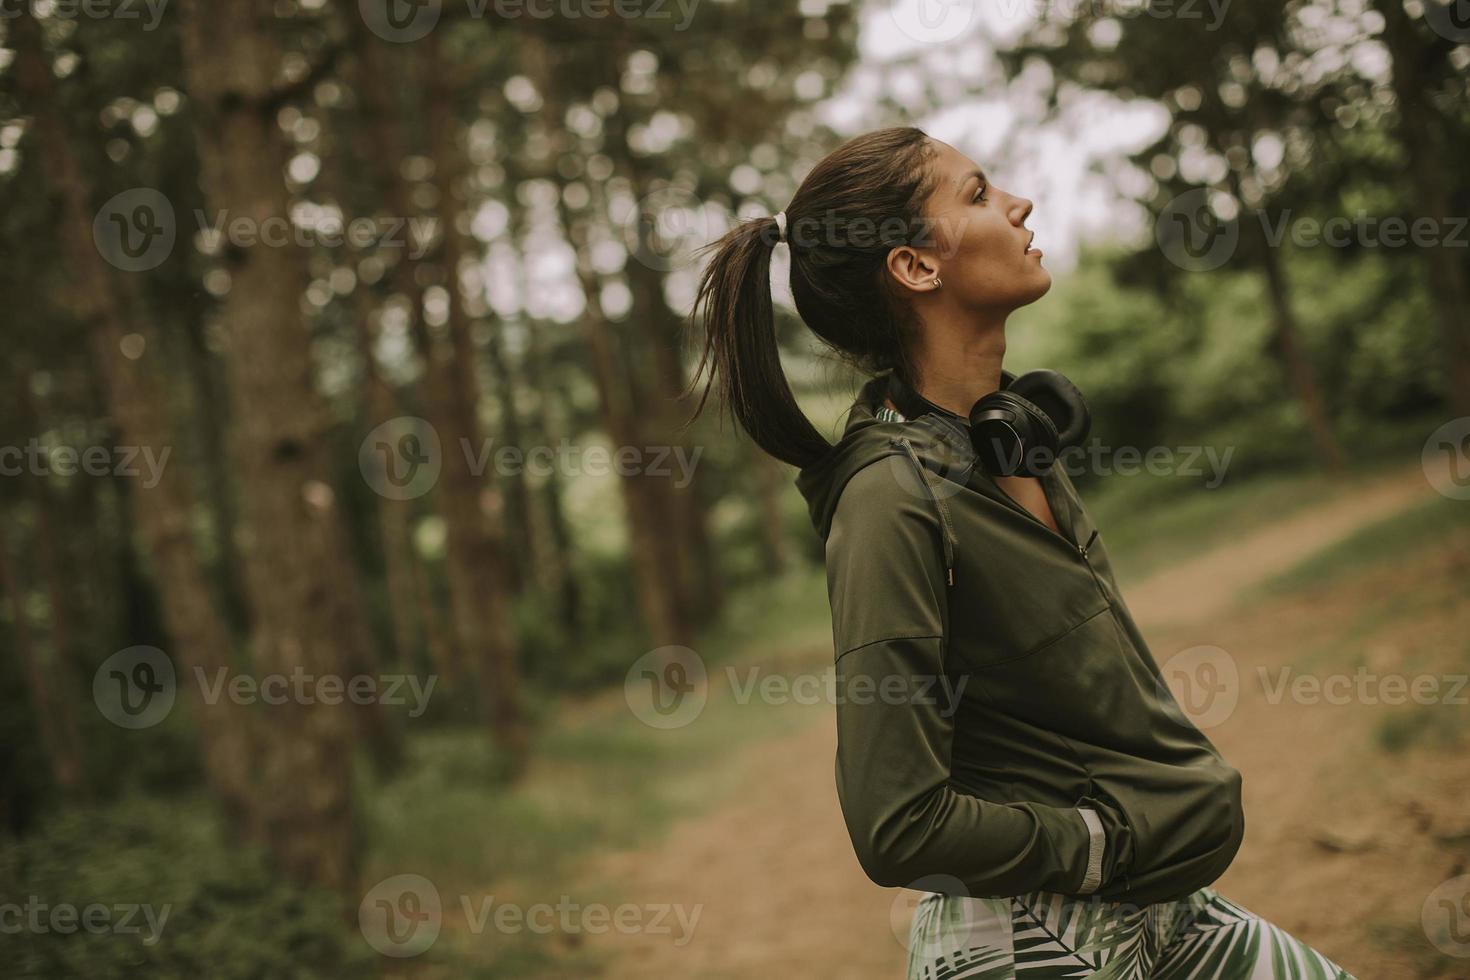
[685,126,938,470]
[686,213,833,470]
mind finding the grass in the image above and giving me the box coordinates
[381,454,1468,975]
[1248,493,1470,596]
[1217,488,1470,756]
[1085,453,1417,586]
[362,564,834,976]
[36,455,1453,979]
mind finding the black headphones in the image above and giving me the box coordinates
[886,368,1091,477]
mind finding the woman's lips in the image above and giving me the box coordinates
[1024,232,1042,256]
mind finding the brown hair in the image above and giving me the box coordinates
[686,126,940,469]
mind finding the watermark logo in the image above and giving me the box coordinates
[359,0,443,42]
[359,874,443,958]
[624,646,707,729]
[93,188,175,272]
[93,646,438,726]
[360,417,442,500]
[93,645,176,730]
[357,876,701,957]
[618,186,713,273]
[884,425,976,503]
[95,189,436,271]
[1156,643,1238,729]
[1422,417,1470,500]
[890,875,981,954]
[1424,0,1470,43]
[1156,188,1238,272]
[884,435,1237,506]
[888,0,975,45]
[1423,874,1470,957]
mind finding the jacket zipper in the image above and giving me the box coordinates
[893,422,1102,597]
[988,471,1108,601]
[986,470,1079,553]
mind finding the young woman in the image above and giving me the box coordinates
[688,127,1357,978]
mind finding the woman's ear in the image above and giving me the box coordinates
[885,245,940,296]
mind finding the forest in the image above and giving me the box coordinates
[1,0,1467,976]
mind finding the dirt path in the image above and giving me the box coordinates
[1122,462,1437,628]
[570,464,1464,979]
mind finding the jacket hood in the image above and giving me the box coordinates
[794,370,1018,542]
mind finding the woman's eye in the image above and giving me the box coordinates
[973,185,988,203]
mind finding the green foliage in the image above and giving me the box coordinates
[0,796,373,980]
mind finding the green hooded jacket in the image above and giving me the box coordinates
[794,371,1245,906]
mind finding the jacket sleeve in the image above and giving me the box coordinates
[825,460,1115,897]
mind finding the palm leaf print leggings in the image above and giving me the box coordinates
[907,885,1357,979]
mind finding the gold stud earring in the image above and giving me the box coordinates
[932,277,942,289]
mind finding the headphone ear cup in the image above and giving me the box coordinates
[1007,369,1091,449]
[969,390,1059,475]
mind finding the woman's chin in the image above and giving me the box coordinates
[1019,268,1053,305]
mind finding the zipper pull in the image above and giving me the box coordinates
[1079,529,1098,558]
[947,566,954,587]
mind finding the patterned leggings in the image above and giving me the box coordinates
[907,886,1358,979]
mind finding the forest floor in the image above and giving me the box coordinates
[553,461,1470,980]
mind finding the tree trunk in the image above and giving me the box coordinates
[422,33,528,766]
[526,35,692,650]
[570,250,692,649]
[1225,159,1344,471]
[350,20,528,765]
[1374,0,1470,417]
[355,295,427,670]
[521,322,584,630]
[13,9,258,826]
[27,474,88,793]
[0,528,84,794]
[1257,238,1346,470]
[483,321,544,595]
[177,0,365,891]
[623,258,725,626]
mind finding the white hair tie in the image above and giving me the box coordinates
[773,210,788,243]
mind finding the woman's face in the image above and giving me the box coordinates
[892,139,1051,314]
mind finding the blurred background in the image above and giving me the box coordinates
[1,0,1468,977]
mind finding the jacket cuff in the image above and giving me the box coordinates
[1075,807,1106,895]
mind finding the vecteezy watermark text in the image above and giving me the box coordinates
[0,0,169,30]
[358,874,701,958]
[0,898,170,946]
[357,0,700,43]
[726,665,969,716]
[194,666,436,717]
[1258,666,1469,707]
[622,646,970,730]
[0,439,170,487]
[92,646,436,729]
[359,417,704,500]
[1157,188,1469,271]
[93,187,438,272]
